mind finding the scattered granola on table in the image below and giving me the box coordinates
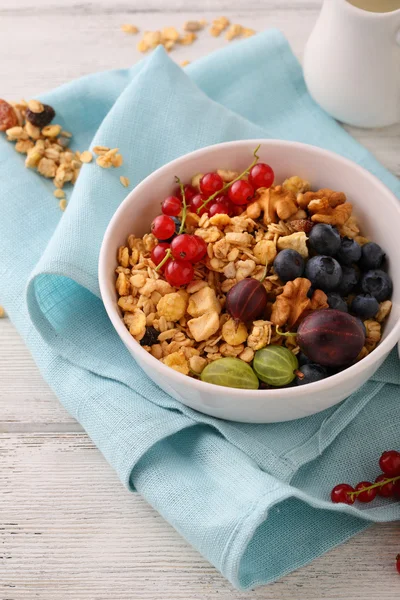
[0,98,125,210]
[115,146,393,389]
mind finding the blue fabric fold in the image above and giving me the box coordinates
[0,30,399,589]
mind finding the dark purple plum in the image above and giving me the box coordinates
[297,309,365,367]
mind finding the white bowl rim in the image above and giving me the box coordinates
[99,139,400,399]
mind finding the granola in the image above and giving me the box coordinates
[115,149,393,387]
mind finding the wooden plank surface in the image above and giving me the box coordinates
[1,1,399,598]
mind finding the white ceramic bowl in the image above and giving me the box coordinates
[99,140,400,423]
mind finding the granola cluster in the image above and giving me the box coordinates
[115,170,391,378]
[121,17,255,58]
[0,99,130,210]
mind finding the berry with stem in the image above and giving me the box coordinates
[151,243,171,272]
[375,474,395,498]
[379,450,400,477]
[197,144,261,213]
[191,236,207,262]
[164,259,194,287]
[354,481,377,503]
[190,194,209,216]
[162,195,182,217]
[209,202,230,216]
[331,483,356,505]
[151,215,176,240]
[171,234,199,261]
[248,162,274,189]
[228,179,255,205]
[200,172,224,195]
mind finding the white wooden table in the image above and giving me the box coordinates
[1,1,399,598]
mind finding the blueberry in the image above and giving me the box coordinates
[305,256,342,291]
[139,326,159,346]
[361,269,393,302]
[296,364,328,386]
[273,249,305,283]
[326,292,348,312]
[337,265,359,296]
[359,242,385,270]
[351,294,380,319]
[336,237,361,265]
[298,352,312,367]
[308,224,341,256]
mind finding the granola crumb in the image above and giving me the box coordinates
[180,60,190,67]
[0,305,5,318]
[120,175,130,187]
[59,198,67,211]
[80,150,93,163]
[93,145,110,155]
[121,24,139,34]
[27,99,44,113]
[53,189,65,199]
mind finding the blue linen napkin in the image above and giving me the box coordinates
[0,30,399,589]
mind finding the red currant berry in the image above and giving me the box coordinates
[209,202,230,217]
[171,234,199,261]
[354,481,376,503]
[330,483,356,505]
[151,215,176,240]
[228,179,254,205]
[396,554,400,575]
[231,204,244,216]
[190,194,209,216]
[174,184,196,203]
[164,259,194,287]
[248,162,274,189]
[379,450,400,477]
[375,474,395,498]
[200,172,224,195]
[150,243,171,272]
[191,236,207,263]
[161,195,182,217]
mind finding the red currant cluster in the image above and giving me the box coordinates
[331,450,400,575]
[149,149,274,287]
[331,450,400,505]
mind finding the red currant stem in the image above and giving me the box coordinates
[175,176,187,235]
[349,474,400,498]
[197,144,261,214]
[275,325,297,338]
[154,248,172,272]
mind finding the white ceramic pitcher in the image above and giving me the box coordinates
[303,0,400,127]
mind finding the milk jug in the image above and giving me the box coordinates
[303,0,400,127]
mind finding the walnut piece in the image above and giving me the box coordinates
[309,200,352,226]
[297,188,346,210]
[271,278,312,328]
[246,186,298,225]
